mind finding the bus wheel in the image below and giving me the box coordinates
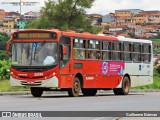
[113,76,130,95]
[30,87,43,97]
[82,89,97,96]
[68,77,81,97]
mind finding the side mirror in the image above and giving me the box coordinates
[62,45,67,55]
[6,39,12,57]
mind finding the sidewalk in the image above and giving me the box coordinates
[0,89,160,96]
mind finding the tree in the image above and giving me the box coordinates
[0,32,10,51]
[128,32,135,38]
[157,32,160,39]
[26,0,101,34]
[104,25,110,30]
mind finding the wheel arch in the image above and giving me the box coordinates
[75,73,84,88]
[123,73,131,86]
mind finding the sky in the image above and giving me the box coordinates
[0,0,160,15]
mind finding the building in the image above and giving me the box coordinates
[102,15,116,23]
[3,17,15,29]
[0,9,5,25]
[115,10,132,17]
[116,17,133,26]
[22,11,40,20]
[148,14,160,23]
[141,10,160,14]
[115,9,142,17]
[133,13,148,25]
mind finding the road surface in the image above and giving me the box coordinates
[0,91,160,120]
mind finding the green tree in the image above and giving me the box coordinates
[128,32,135,38]
[0,32,10,51]
[26,0,101,34]
[104,25,110,30]
[157,32,160,39]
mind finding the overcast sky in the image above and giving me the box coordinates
[0,0,160,15]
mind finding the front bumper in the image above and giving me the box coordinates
[10,76,59,88]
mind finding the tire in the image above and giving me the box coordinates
[30,87,43,97]
[113,76,130,95]
[82,89,97,96]
[68,77,81,97]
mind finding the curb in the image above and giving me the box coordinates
[0,89,160,96]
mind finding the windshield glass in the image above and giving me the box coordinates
[11,42,58,66]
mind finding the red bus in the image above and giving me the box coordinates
[6,29,153,97]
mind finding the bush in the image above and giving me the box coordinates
[156,66,160,75]
[0,60,10,80]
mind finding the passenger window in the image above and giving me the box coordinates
[142,44,151,63]
[88,50,100,60]
[112,42,122,61]
[103,41,111,50]
[87,40,101,60]
[133,53,141,62]
[88,40,100,50]
[112,42,122,51]
[73,38,85,48]
[133,43,141,52]
[124,53,132,61]
[124,43,132,52]
[113,52,121,61]
[73,38,86,59]
[102,51,112,60]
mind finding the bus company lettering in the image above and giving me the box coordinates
[18,74,27,76]
[86,77,94,80]
[34,73,43,77]
[101,62,124,75]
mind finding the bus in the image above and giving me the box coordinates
[6,29,153,97]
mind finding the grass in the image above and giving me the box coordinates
[0,77,160,92]
[0,80,29,92]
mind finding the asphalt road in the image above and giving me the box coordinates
[0,92,160,120]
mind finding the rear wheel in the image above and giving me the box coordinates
[68,77,81,97]
[30,87,43,97]
[82,89,97,96]
[113,76,130,95]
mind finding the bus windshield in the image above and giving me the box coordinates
[11,42,58,66]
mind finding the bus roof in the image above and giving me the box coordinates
[61,31,118,41]
[117,36,152,44]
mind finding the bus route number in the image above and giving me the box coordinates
[34,73,43,77]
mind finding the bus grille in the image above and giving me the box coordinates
[21,81,42,86]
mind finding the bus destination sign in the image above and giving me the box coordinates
[13,32,56,39]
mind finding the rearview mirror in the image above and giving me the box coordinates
[62,45,67,55]
[6,39,12,56]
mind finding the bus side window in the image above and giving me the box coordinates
[112,42,122,61]
[88,40,100,60]
[123,42,132,62]
[73,38,86,59]
[142,44,151,63]
[133,43,142,62]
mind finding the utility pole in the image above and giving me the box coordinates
[20,0,22,15]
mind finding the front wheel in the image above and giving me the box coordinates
[68,77,81,97]
[113,76,130,95]
[30,87,43,97]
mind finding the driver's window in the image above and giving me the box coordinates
[60,37,71,69]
